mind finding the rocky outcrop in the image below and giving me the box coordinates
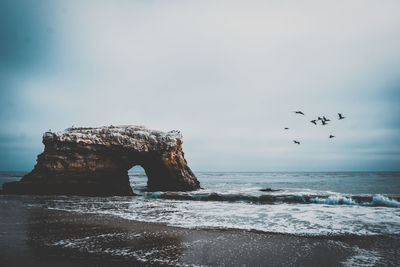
[3,126,200,196]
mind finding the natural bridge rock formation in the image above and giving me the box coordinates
[3,126,200,196]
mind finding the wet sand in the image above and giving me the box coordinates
[1,197,399,266]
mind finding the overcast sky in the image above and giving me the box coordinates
[1,0,400,171]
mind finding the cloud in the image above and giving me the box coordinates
[1,0,400,171]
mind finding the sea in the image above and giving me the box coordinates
[1,171,399,237]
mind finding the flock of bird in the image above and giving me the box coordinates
[286,111,346,145]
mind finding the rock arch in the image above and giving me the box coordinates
[3,126,200,196]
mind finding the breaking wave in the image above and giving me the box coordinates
[144,192,400,208]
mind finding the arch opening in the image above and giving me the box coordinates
[128,165,147,194]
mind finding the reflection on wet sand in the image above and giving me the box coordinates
[26,208,185,266]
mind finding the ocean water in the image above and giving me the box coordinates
[1,171,400,236]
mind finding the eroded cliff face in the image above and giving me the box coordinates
[3,126,200,196]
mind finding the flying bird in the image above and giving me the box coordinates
[293,140,300,145]
[329,135,335,138]
[323,116,330,122]
[321,120,328,126]
[338,113,346,120]
[310,120,317,125]
[284,127,289,130]
[317,116,323,121]
[293,111,305,115]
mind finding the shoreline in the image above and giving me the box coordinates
[44,207,400,240]
[1,197,399,266]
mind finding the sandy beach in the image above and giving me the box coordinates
[1,195,399,266]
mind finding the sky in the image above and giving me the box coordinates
[0,0,400,172]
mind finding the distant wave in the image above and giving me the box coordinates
[145,192,400,208]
